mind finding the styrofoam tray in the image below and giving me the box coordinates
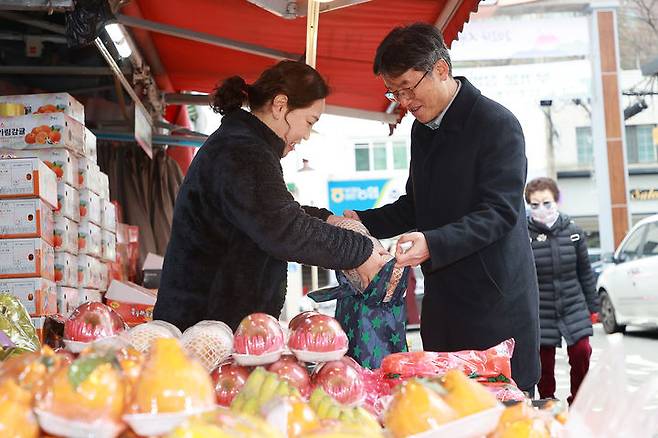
[35,409,124,438]
[123,406,215,436]
[233,349,283,366]
[408,405,505,438]
[291,348,348,363]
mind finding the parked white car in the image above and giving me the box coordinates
[597,214,658,334]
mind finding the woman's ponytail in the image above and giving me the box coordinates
[210,76,249,115]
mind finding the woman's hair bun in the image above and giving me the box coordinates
[211,76,249,115]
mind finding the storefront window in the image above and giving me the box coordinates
[393,141,409,169]
[626,125,657,164]
[354,143,370,171]
[373,142,387,170]
[576,127,593,167]
[353,140,410,172]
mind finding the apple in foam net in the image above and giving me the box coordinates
[267,355,312,398]
[288,314,348,353]
[63,302,125,343]
[312,357,365,406]
[211,361,252,406]
[233,313,285,355]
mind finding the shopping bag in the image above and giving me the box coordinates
[308,258,409,369]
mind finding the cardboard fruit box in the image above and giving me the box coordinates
[78,219,101,257]
[77,288,102,305]
[54,216,78,255]
[101,199,116,232]
[0,113,85,155]
[101,230,116,263]
[54,182,79,222]
[0,157,58,208]
[54,251,77,287]
[84,127,97,160]
[0,238,54,281]
[56,286,79,317]
[0,92,84,124]
[77,254,102,289]
[0,198,54,245]
[79,188,102,226]
[0,277,57,317]
[106,280,157,327]
[78,158,100,194]
[1,148,79,188]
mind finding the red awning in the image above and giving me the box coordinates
[124,0,479,115]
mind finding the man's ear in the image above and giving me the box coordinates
[435,59,450,81]
[272,94,288,120]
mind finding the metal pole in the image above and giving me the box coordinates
[0,0,73,12]
[117,14,299,61]
[305,0,320,67]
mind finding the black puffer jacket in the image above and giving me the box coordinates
[153,109,373,331]
[528,214,600,347]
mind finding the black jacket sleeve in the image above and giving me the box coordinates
[210,142,373,270]
[356,174,416,239]
[422,114,527,273]
[576,229,600,313]
[302,206,332,221]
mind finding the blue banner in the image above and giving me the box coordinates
[328,179,392,213]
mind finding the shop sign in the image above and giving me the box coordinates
[328,178,405,212]
[630,188,658,201]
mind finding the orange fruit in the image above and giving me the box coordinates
[49,131,61,143]
[131,338,215,414]
[0,380,39,438]
[37,355,125,423]
[25,133,36,144]
[35,131,47,144]
[384,379,458,437]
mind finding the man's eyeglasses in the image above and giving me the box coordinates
[385,70,430,103]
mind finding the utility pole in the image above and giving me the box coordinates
[589,0,631,252]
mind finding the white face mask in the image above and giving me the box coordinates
[530,201,559,225]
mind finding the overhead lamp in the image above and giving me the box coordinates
[105,23,132,59]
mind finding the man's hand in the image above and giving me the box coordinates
[326,215,342,225]
[395,232,430,268]
[343,210,361,221]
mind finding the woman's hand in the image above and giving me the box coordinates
[356,247,389,289]
[342,210,361,221]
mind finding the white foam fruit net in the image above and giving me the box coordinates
[126,320,182,353]
[181,320,234,372]
[333,218,404,302]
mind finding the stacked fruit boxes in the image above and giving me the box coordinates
[0,93,117,324]
[0,156,58,340]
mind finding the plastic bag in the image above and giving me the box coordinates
[380,339,515,386]
[563,333,658,438]
[0,293,40,360]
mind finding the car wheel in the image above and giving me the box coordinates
[600,290,626,334]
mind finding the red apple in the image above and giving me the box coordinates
[312,358,365,406]
[267,355,312,398]
[63,302,125,343]
[288,314,348,353]
[288,311,319,331]
[233,313,284,355]
[211,361,252,406]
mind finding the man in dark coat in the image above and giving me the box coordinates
[342,24,540,392]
